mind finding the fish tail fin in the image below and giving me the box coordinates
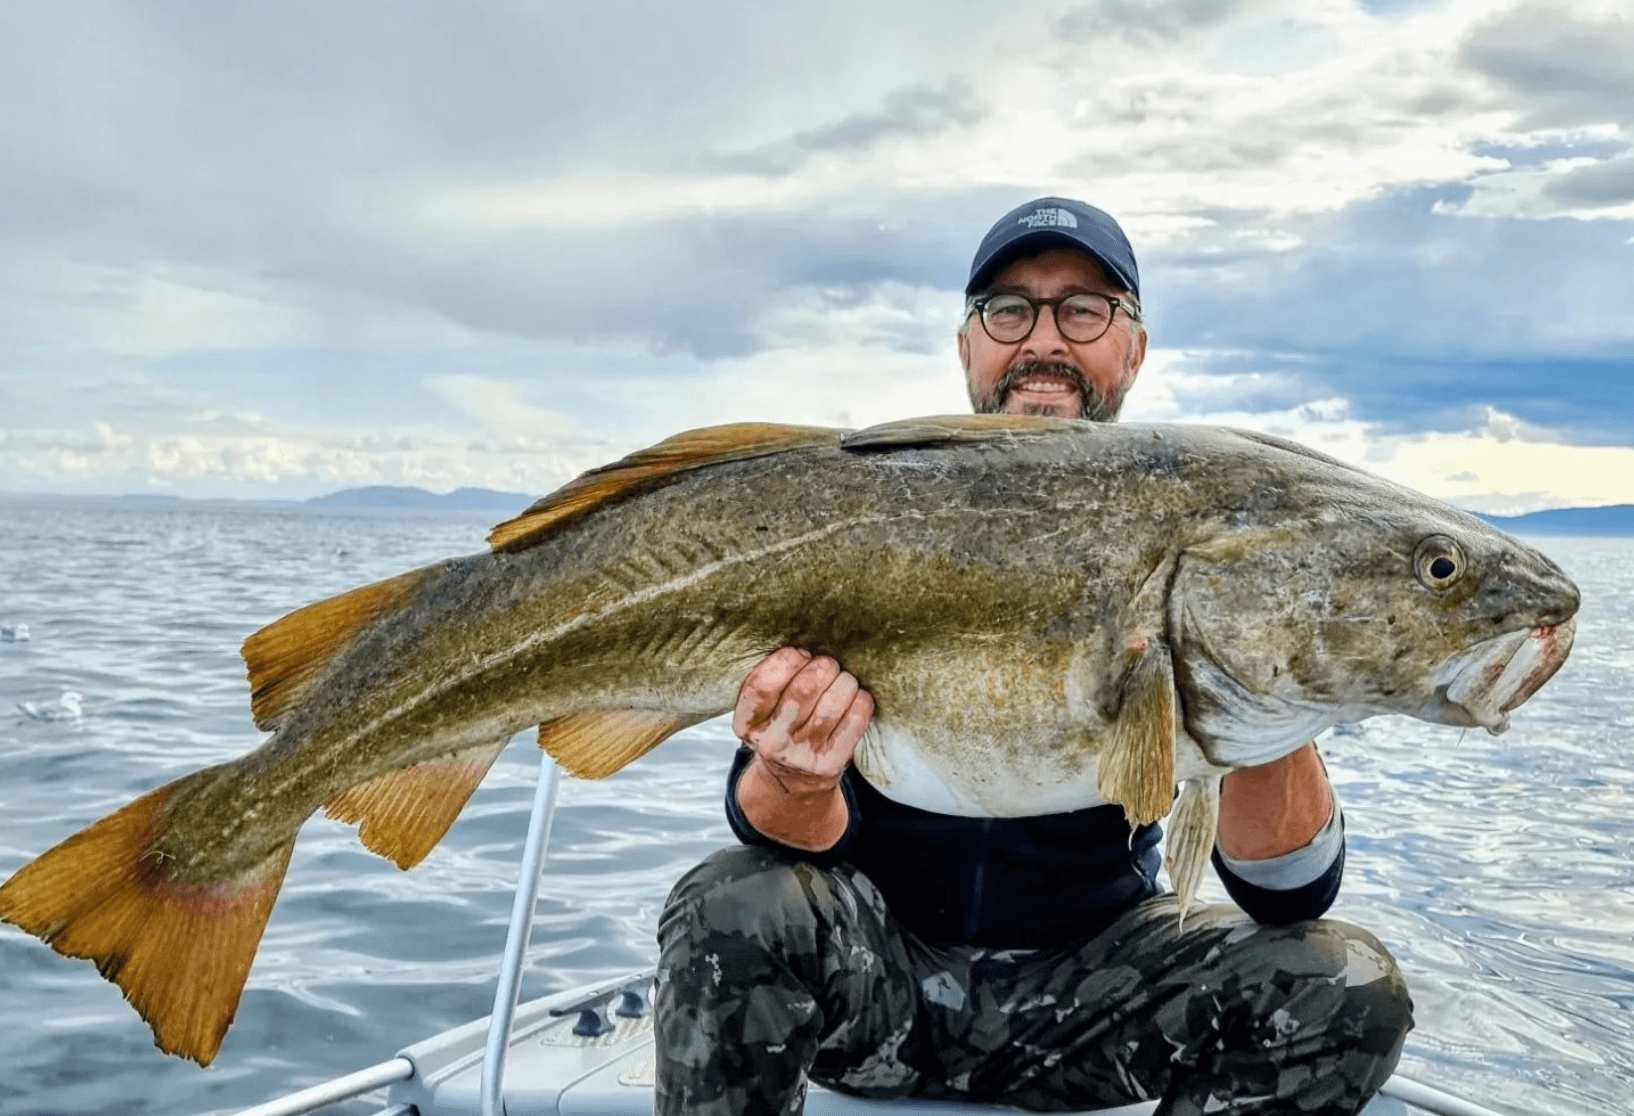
[1165,774,1222,933]
[0,772,295,1065]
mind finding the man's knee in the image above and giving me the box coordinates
[659,845,854,957]
[1260,919,1415,1083]
[1295,920,1412,1020]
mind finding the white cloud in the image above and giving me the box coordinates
[0,0,1629,509]
[424,374,580,439]
[1436,150,1634,221]
[0,261,318,358]
[1125,359,1634,513]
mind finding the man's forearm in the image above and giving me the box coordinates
[735,752,851,851]
[1217,743,1333,860]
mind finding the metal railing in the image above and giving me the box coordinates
[225,1056,413,1116]
[479,753,561,1116]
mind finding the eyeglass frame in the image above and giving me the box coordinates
[966,290,1142,346]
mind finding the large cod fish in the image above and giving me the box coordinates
[0,415,1578,1064]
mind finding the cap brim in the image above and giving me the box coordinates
[966,230,1133,296]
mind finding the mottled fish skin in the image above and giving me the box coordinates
[0,416,1580,1063]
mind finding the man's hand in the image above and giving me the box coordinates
[732,648,875,850]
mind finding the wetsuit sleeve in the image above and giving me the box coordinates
[1211,796,1346,923]
[723,745,863,865]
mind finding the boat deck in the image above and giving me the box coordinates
[379,970,1422,1116]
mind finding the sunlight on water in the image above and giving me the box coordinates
[0,501,1628,1116]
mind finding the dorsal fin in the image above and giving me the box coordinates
[488,422,841,553]
[840,413,1081,452]
[241,568,427,731]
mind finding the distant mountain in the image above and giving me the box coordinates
[4,487,1631,534]
[303,485,536,512]
[1477,504,1634,536]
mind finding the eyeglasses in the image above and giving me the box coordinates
[969,291,1140,345]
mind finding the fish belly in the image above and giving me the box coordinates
[854,721,1111,817]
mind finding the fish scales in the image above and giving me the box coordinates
[138,434,1192,880]
[0,415,1579,1065]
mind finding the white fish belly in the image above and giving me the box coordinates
[854,725,1236,821]
[853,721,1111,817]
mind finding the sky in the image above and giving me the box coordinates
[1,0,1630,514]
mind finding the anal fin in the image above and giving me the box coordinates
[324,737,510,869]
[538,710,703,779]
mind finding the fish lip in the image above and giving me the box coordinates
[1437,618,1576,734]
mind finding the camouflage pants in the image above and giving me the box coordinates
[655,846,1412,1116]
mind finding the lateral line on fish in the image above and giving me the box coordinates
[273,505,1118,804]
[283,513,917,789]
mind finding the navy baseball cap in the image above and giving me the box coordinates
[965,197,1139,299]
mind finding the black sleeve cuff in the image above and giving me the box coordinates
[723,745,861,865]
[1210,822,1345,924]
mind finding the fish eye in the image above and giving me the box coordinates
[1413,535,1465,591]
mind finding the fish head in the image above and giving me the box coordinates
[1167,480,1579,767]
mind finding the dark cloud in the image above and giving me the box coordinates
[1146,188,1634,444]
[1405,83,1482,117]
[1543,157,1634,208]
[1055,0,1247,47]
[791,80,985,156]
[1460,5,1634,131]
[705,79,986,177]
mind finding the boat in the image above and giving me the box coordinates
[225,756,1516,1116]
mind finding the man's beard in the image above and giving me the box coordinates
[972,360,1127,422]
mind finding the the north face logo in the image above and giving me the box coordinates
[1018,207,1078,230]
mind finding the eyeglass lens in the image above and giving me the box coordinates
[981,294,1116,344]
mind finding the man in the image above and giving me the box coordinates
[654,198,1413,1116]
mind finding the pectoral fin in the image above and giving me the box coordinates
[1165,775,1222,932]
[1096,637,1178,826]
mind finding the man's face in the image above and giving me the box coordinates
[958,248,1147,420]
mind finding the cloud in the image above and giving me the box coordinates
[707,79,986,177]
[0,414,598,499]
[1459,2,1634,131]
[0,262,319,359]
[0,0,1630,517]
[424,374,580,439]
[1543,155,1634,208]
[1055,0,1252,49]
[1125,364,1634,514]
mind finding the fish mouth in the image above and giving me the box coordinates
[1437,617,1576,734]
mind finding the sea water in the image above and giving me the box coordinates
[0,498,1628,1116]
